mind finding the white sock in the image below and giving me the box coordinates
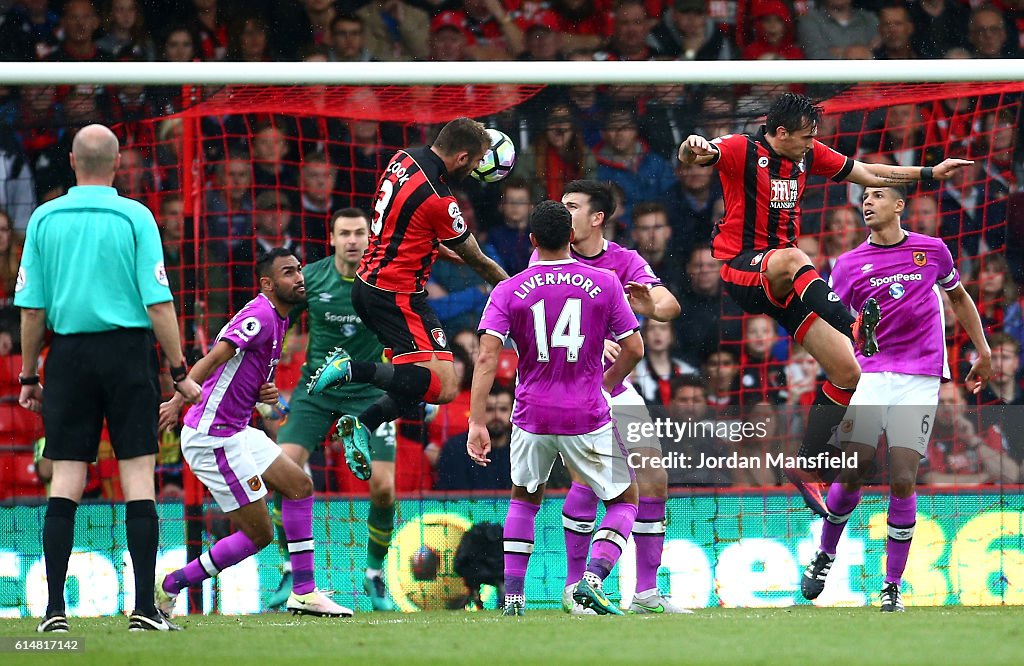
[365,567,382,579]
[634,588,659,600]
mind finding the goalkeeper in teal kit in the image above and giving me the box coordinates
[269,208,398,611]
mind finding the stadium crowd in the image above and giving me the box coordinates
[1,0,1023,496]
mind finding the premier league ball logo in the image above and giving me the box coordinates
[889,283,905,300]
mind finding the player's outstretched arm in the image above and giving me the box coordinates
[677,134,719,166]
[603,330,644,393]
[844,158,974,187]
[466,333,502,466]
[158,340,238,432]
[626,282,681,321]
[948,283,993,394]
[450,234,509,286]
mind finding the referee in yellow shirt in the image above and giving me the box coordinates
[15,124,202,633]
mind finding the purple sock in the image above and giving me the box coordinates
[282,496,316,595]
[163,530,261,595]
[562,482,598,586]
[633,497,666,594]
[820,484,862,556]
[504,500,540,596]
[586,502,637,580]
[885,494,917,585]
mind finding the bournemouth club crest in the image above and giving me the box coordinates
[913,251,927,267]
[431,328,447,348]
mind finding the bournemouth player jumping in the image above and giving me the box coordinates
[157,248,352,618]
[550,180,687,614]
[678,93,973,515]
[307,118,508,468]
[469,201,644,616]
[800,185,990,611]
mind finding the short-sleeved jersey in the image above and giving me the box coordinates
[15,186,172,334]
[289,256,385,402]
[706,127,854,261]
[358,146,471,293]
[478,259,640,435]
[830,231,960,379]
[184,294,288,437]
[531,239,660,397]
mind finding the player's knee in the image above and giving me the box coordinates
[370,476,395,506]
[435,381,459,405]
[838,470,862,492]
[294,474,314,499]
[829,363,860,391]
[249,522,274,550]
[636,465,668,498]
[890,476,915,499]
[773,247,809,276]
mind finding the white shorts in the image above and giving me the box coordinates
[611,383,661,452]
[181,425,282,512]
[839,372,940,456]
[512,423,633,501]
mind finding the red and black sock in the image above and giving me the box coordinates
[797,381,854,483]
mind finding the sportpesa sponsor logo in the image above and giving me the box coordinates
[869,272,922,287]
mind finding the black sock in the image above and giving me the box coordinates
[125,500,159,616]
[350,362,433,400]
[359,393,420,431]
[798,384,850,483]
[43,497,78,615]
[794,266,856,341]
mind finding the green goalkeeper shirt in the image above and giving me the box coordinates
[290,256,385,402]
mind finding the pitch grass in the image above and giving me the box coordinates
[2,607,1023,666]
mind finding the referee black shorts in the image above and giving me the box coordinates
[42,328,161,462]
[352,277,452,365]
[719,248,817,343]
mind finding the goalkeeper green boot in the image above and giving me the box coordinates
[363,573,397,611]
[268,568,293,610]
[573,572,623,616]
[307,346,352,395]
[336,415,372,481]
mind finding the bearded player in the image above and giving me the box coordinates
[800,186,990,611]
[679,93,973,516]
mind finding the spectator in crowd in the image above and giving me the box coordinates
[674,243,742,367]
[112,146,156,210]
[271,0,337,60]
[455,0,525,60]
[632,318,698,406]
[429,11,473,61]
[924,382,1018,484]
[251,122,299,195]
[981,108,1018,192]
[0,125,37,230]
[548,0,613,53]
[183,0,229,61]
[939,154,1008,261]
[968,5,1020,58]
[817,205,861,282]
[649,0,735,61]
[703,347,740,417]
[0,208,22,306]
[295,153,342,263]
[741,0,804,61]
[329,13,373,62]
[46,0,108,63]
[32,86,107,202]
[204,151,253,244]
[785,344,822,410]
[487,178,534,275]
[735,401,781,486]
[873,4,919,60]
[96,0,156,61]
[965,253,1023,344]
[520,10,564,61]
[907,194,941,236]
[227,14,274,62]
[434,385,513,491]
[231,190,303,305]
[797,0,879,60]
[630,201,685,296]
[597,0,659,60]
[334,113,392,213]
[518,104,597,201]
[13,85,62,164]
[663,161,721,259]
[594,107,675,221]
[425,345,474,466]
[157,194,185,299]
[738,314,787,408]
[159,25,198,62]
[907,0,969,59]
[641,84,696,160]
[978,333,1023,405]
[0,0,61,61]
[566,84,608,148]
[664,374,733,487]
[355,0,430,61]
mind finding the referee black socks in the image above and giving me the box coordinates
[125,500,159,616]
[793,265,856,341]
[43,497,78,615]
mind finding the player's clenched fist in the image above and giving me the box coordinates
[678,135,716,164]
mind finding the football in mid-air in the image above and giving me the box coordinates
[472,128,516,182]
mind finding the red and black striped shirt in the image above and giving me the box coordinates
[706,127,853,261]
[358,147,470,293]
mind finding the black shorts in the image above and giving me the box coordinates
[42,328,161,462]
[719,248,817,342]
[352,278,452,365]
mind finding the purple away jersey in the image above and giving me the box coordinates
[830,232,959,379]
[479,259,640,435]
[184,294,288,436]
[530,240,660,396]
